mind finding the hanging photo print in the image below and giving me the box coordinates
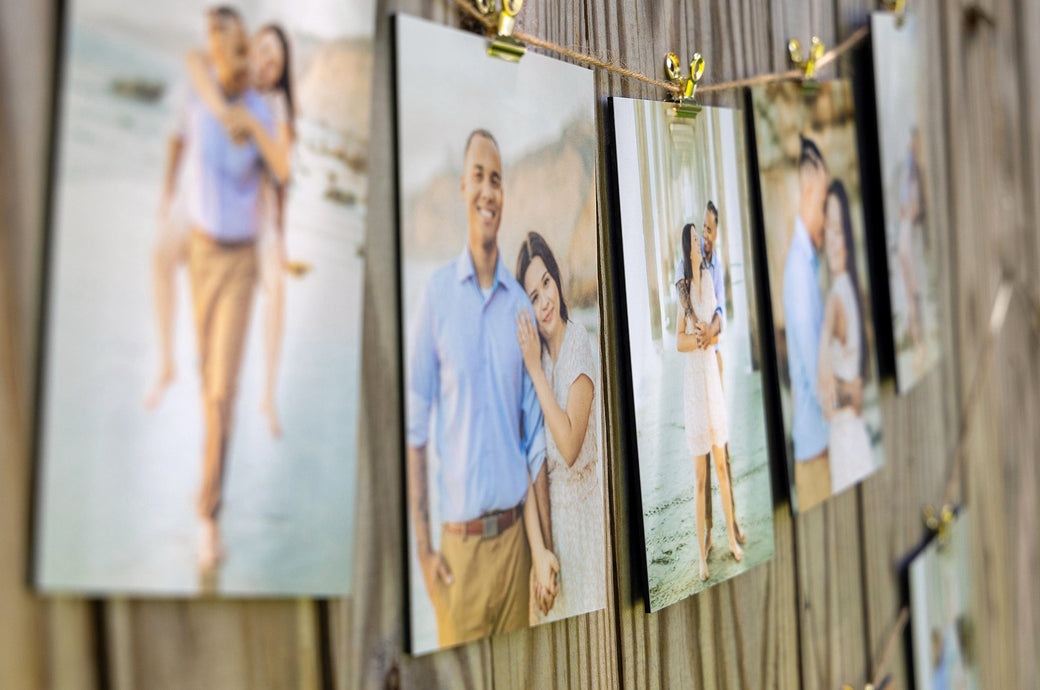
[35,0,372,595]
[746,80,885,513]
[866,11,942,393]
[908,512,978,689]
[611,98,775,612]
[394,15,607,653]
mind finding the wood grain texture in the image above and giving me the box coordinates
[1,0,1038,688]
[0,2,99,689]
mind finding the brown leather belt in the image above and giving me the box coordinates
[443,503,523,539]
[191,228,257,249]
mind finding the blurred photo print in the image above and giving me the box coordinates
[909,513,978,690]
[747,81,885,513]
[611,98,775,612]
[35,0,373,595]
[869,11,942,392]
[394,15,606,653]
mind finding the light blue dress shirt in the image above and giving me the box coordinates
[407,248,547,523]
[179,86,274,243]
[782,215,830,461]
[702,238,726,352]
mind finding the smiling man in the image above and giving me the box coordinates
[406,129,554,647]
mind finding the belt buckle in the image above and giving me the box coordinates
[482,513,498,539]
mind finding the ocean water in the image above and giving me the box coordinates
[36,24,364,596]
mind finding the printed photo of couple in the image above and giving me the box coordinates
[909,513,978,690]
[395,16,607,653]
[748,81,885,513]
[36,0,372,595]
[612,99,775,612]
[871,12,942,393]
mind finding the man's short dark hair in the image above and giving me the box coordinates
[706,200,719,227]
[798,134,826,173]
[464,129,500,161]
[208,5,244,32]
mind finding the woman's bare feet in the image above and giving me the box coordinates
[145,364,176,410]
[729,539,744,563]
[261,397,282,438]
[699,559,710,582]
[197,518,224,572]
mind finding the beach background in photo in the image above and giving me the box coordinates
[749,81,886,510]
[35,0,372,596]
[613,98,775,612]
[909,514,979,689]
[395,15,603,653]
[872,12,942,392]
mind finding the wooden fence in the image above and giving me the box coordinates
[1,0,1037,687]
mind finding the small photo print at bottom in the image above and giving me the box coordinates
[909,512,979,690]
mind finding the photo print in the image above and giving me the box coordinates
[35,0,373,595]
[394,15,607,653]
[908,513,978,690]
[867,11,942,392]
[746,80,886,513]
[611,98,776,612]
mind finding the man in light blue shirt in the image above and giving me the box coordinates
[407,129,552,647]
[782,135,832,510]
[163,7,275,570]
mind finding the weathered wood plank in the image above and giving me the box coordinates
[0,2,99,688]
[107,599,319,690]
[942,0,1024,687]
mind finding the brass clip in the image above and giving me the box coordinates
[478,0,526,63]
[885,0,908,27]
[923,504,955,548]
[788,36,824,95]
[664,52,705,119]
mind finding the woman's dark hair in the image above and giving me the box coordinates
[260,24,295,133]
[680,222,703,282]
[515,231,568,324]
[826,179,867,379]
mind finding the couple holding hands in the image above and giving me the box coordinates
[407,129,606,647]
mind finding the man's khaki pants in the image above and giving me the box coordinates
[795,451,832,512]
[189,231,257,520]
[432,518,531,647]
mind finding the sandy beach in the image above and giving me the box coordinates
[635,326,776,611]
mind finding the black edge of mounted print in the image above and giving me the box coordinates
[28,0,71,591]
[742,88,795,514]
[852,21,897,384]
[388,12,415,656]
[602,97,652,612]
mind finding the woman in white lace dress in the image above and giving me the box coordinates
[817,181,874,493]
[516,232,606,622]
[676,223,742,582]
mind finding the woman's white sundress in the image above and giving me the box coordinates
[681,272,728,457]
[826,272,875,493]
[531,323,607,624]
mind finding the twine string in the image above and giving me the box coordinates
[447,0,870,95]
